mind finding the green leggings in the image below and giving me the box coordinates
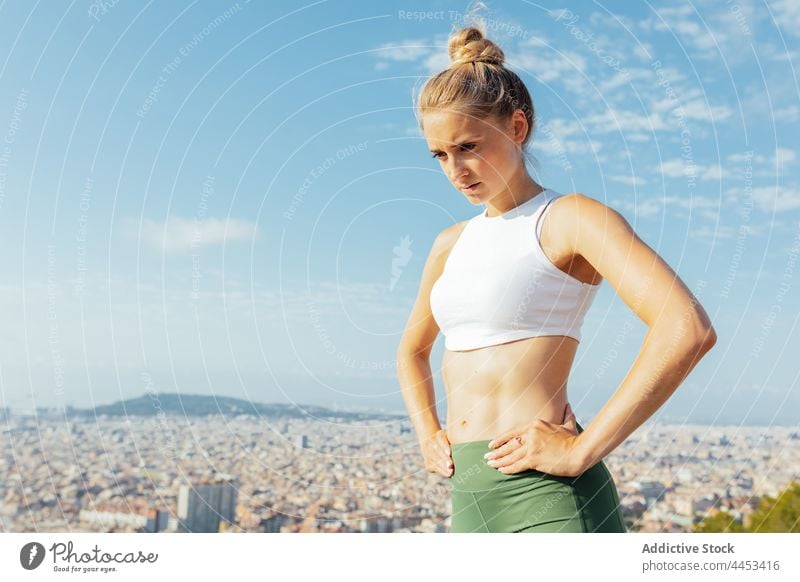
[449,422,627,533]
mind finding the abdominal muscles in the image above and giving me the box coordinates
[442,336,579,443]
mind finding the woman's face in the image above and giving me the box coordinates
[422,108,527,205]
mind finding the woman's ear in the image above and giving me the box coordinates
[511,109,529,146]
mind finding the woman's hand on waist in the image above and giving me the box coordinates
[419,428,453,478]
[484,403,586,478]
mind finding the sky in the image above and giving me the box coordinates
[0,0,798,426]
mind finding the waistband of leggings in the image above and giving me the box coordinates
[451,439,493,453]
[448,422,585,492]
[449,440,553,492]
[449,421,584,452]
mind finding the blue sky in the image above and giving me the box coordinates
[0,0,798,425]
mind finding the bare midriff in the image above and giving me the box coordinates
[443,335,579,444]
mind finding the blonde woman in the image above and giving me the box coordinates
[396,26,716,533]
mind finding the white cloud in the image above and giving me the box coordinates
[137,217,258,253]
[422,50,450,75]
[538,116,584,139]
[637,0,765,67]
[598,66,654,92]
[688,224,738,242]
[613,197,663,218]
[771,0,800,36]
[773,105,799,122]
[699,164,724,181]
[657,159,727,181]
[663,194,720,210]
[533,116,600,157]
[680,99,734,122]
[584,108,668,134]
[374,40,431,62]
[726,152,755,163]
[659,159,690,178]
[510,50,588,95]
[725,148,797,179]
[751,186,800,212]
[610,175,647,186]
[298,280,408,317]
[524,35,550,48]
[775,147,796,166]
[371,36,452,74]
[614,193,721,219]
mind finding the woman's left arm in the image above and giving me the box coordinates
[566,194,717,472]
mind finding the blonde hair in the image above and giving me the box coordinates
[416,26,536,158]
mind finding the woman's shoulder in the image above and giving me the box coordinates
[540,192,624,280]
[431,219,469,258]
[547,192,621,226]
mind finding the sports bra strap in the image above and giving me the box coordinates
[535,194,562,242]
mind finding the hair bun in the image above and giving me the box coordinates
[448,26,505,67]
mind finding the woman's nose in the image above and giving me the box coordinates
[448,157,468,181]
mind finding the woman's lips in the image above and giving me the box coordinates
[460,182,481,194]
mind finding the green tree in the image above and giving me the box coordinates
[694,480,800,533]
[693,510,746,533]
[747,480,800,533]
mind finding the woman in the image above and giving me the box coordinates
[396,26,717,533]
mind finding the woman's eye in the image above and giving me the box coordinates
[431,144,475,159]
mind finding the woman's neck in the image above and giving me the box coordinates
[484,170,543,217]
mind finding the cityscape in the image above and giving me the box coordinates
[1,395,797,533]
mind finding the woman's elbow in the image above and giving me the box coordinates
[697,324,717,352]
[688,316,717,354]
[662,313,717,355]
[685,301,717,353]
[397,344,432,362]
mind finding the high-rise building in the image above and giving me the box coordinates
[360,516,394,533]
[631,480,667,503]
[145,508,169,533]
[177,480,238,533]
[261,514,289,533]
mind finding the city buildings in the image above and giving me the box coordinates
[1,414,796,533]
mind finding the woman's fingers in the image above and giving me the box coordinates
[427,453,452,477]
[487,427,522,449]
[439,453,453,477]
[440,441,452,460]
[421,431,454,476]
[437,436,452,471]
[484,435,522,461]
[497,457,529,474]
[437,433,453,476]
[436,429,451,458]
[490,445,526,469]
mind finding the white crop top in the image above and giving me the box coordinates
[429,188,602,351]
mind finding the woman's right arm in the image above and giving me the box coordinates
[396,222,464,477]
